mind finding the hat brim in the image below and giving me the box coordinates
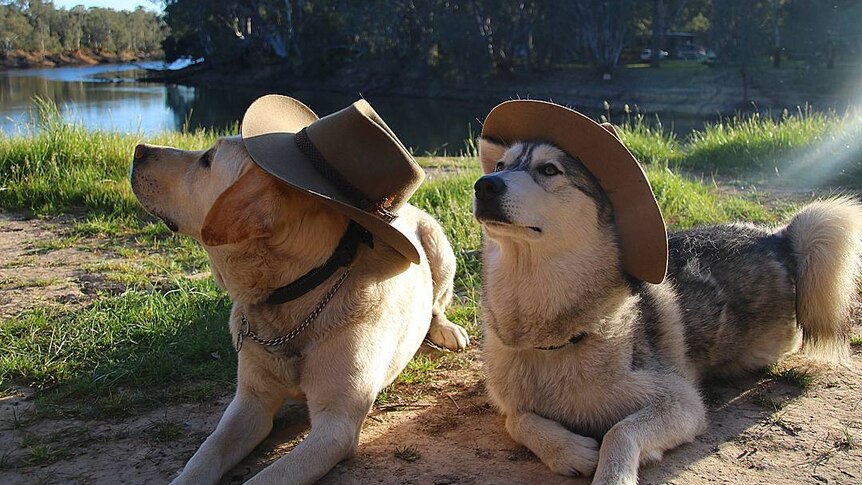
[241,95,422,264]
[482,100,667,284]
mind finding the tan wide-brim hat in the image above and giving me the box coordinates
[241,94,425,264]
[481,100,667,283]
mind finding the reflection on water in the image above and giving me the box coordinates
[0,63,706,153]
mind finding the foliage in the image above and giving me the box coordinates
[159,0,862,79]
[0,1,165,56]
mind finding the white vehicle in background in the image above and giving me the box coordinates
[640,48,669,61]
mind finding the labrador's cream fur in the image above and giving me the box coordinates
[131,136,468,484]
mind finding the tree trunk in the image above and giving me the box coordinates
[650,0,665,67]
[469,0,497,70]
[284,0,302,63]
[771,0,781,68]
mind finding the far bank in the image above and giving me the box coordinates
[0,49,162,70]
[146,60,862,119]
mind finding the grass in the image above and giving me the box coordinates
[766,364,817,391]
[393,445,421,462]
[679,108,862,187]
[148,417,185,442]
[0,449,13,470]
[0,99,855,418]
[22,444,67,466]
[609,105,862,187]
[835,428,856,452]
[397,354,440,386]
[0,98,222,217]
[0,278,234,417]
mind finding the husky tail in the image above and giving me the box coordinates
[779,197,862,363]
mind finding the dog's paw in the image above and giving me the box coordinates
[428,318,470,351]
[542,433,599,478]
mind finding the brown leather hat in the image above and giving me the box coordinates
[241,94,425,264]
[481,99,668,284]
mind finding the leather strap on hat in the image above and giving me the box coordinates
[265,221,372,305]
[295,128,398,223]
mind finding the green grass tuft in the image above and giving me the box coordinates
[393,445,421,462]
[767,364,817,390]
[835,428,856,452]
[618,113,680,167]
[22,442,67,467]
[397,354,440,386]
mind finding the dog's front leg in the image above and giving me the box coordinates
[505,412,599,477]
[592,381,706,485]
[171,367,289,484]
[245,394,372,485]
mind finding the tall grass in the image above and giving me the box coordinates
[608,104,862,187]
[682,108,860,186]
[613,109,680,166]
[0,98,224,216]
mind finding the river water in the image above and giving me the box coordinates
[0,62,499,154]
[1,62,706,154]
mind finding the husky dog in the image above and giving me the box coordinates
[475,135,861,484]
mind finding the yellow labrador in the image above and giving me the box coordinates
[130,136,468,484]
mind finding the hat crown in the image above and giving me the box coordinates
[304,101,424,214]
[240,94,425,264]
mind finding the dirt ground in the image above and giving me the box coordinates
[1,212,861,484]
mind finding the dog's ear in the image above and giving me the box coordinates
[600,122,621,140]
[201,169,277,246]
[479,137,508,174]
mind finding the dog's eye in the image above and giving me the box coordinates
[199,150,212,168]
[538,163,562,176]
[494,161,505,172]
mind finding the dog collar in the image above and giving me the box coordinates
[535,331,588,351]
[236,268,352,352]
[265,221,372,305]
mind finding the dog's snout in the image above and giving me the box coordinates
[474,176,506,201]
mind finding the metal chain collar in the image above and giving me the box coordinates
[235,268,352,353]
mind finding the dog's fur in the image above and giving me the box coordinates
[131,137,468,484]
[475,138,862,484]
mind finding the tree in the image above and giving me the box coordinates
[710,0,771,103]
[649,0,691,67]
[564,0,636,75]
[0,1,165,56]
[57,5,85,51]
[0,4,34,55]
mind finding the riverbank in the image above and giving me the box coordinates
[0,49,162,70]
[147,59,862,118]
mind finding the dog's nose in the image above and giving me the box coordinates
[474,175,506,201]
[134,144,149,160]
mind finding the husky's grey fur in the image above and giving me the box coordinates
[474,138,862,485]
